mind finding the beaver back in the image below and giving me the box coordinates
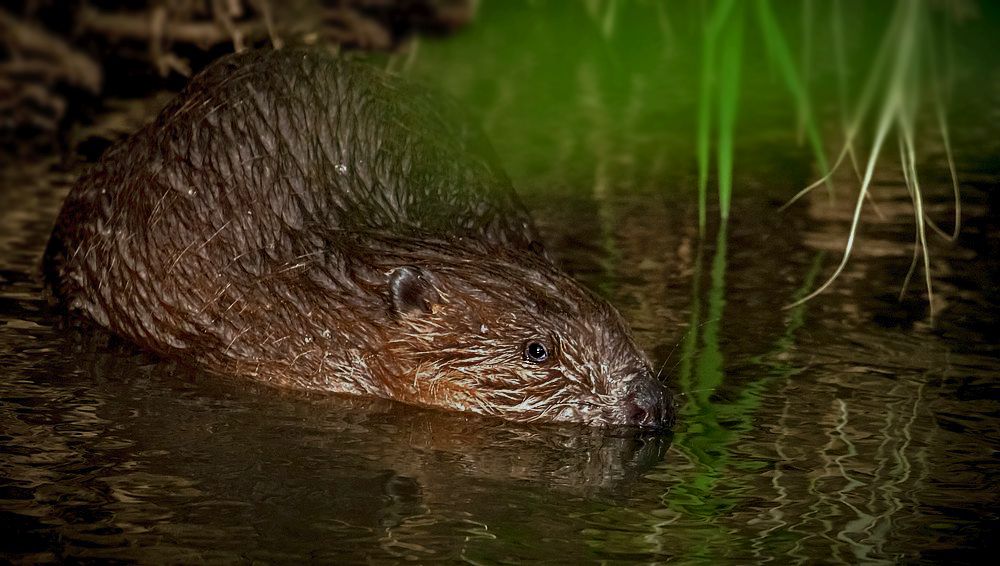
[45,48,538,331]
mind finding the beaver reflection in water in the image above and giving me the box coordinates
[45,49,675,430]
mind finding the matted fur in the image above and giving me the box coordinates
[44,48,674,428]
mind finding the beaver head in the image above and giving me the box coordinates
[352,236,676,430]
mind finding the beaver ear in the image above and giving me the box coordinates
[389,266,441,317]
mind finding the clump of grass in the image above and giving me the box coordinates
[781,0,961,320]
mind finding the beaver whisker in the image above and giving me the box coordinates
[656,318,721,380]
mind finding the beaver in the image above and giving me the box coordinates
[44,48,675,430]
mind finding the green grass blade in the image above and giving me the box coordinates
[697,0,737,233]
[831,0,863,182]
[898,132,921,301]
[716,3,744,221]
[799,0,814,144]
[925,21,962,242]
[901,120,935,320]
[696,51,713,231]
[785,88,898,310]
[755,0,832,198]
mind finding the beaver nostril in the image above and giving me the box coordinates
[623,378,674,429]
[625,396,650,425]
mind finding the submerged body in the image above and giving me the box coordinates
[45,48,674,429]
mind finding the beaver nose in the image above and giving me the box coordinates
[623,377,675,430]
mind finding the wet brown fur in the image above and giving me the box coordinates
[44,48,673,428]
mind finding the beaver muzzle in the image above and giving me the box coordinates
[622,375,676,430]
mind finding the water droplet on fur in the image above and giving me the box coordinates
[335,163,348,174]
[480,324,488,334]
[321,329,331,339]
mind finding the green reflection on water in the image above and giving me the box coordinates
[395,1,992,559]
[654,234,824,560]
[405,0,690,194]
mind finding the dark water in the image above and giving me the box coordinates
[3,3,1000,564]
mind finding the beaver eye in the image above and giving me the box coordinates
[524,340,549,364]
